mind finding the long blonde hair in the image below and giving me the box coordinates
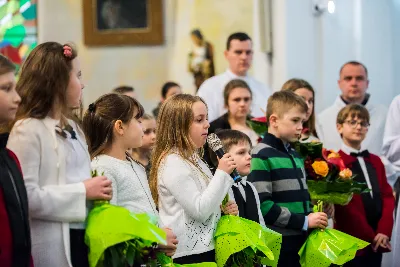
[149,94,206,206]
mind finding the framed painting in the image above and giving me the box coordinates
[0,0,37,71]
[83,0,164,46]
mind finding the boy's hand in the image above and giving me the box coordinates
[323,203,335,219]
[373,233,391,252]
[221,200,239,216]
[308,212,328,229]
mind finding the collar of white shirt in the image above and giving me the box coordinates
[226,68,248,80]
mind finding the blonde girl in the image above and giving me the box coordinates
[150,94,238,264]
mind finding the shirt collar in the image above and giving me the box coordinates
[341,143,361,155]
[226,69,248,80]
[232,176,248,187]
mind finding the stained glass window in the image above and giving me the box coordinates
[0,0,37,72]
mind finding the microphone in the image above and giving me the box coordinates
[207,133,242,182]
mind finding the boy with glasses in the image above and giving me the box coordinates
[335,104,394,267]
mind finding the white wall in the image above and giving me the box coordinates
[271,0,400,113]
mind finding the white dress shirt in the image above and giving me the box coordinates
[341,143,373,197]
[317,96,387,155]
[197,69,272,122]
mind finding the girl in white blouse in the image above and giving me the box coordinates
[149,94,238,264]
[82,93,178,257]
[6,42,112,267]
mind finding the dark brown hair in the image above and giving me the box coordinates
[281,78,317,136]
[336,103,370,125]
[0,54,16,75]
[223,79,252,106]
[82,93,144,159]
[10,42,78,129]
[113,85,134,94]
[226,32,251,50]
[208,129,251,167]
[266,91,308,125]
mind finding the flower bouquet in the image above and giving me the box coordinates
[294,141,370,205]
[85,170,167,267]
[247,117,268,138]
[293,143,371,266]
[156,252,217,267]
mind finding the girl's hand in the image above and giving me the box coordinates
[159,228,179,256]
[221,200,239,216]
[83,176,112,200]
[217,153,237,175]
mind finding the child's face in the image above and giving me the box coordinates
[123,116,144,149]
[141,118,156,150]
[0,71,20,124]
[226,87,252,119]
[189,101,210,148]
[294,88,314,121]
[228,141,252,176]
[66,58,84,109]
[271,107,306,143]
[337,115,369,145]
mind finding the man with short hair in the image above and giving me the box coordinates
[316,61,387,155]
[197,32,271,122]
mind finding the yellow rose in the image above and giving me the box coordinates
[327,151,340,159]
[339,168,353,180]
[312,161,329,177]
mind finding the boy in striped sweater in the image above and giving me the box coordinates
[248,91,328,267]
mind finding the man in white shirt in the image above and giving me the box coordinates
[316,61,387,155]
[197,32,272,122]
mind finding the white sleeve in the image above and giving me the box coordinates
[7,121,86,222]
[248,182,266,226]
[91,163,118,206]
[197,81,218,122]
[160,158,234,223]
[315,115,324,143]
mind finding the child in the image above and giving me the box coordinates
[209,129,265,225]
[149,94,238,264]
[152,81,181,118]
[82,93,178,257]
[0,55,33,267]
[281,78,318,142]
[335,104,395,267]
[7,42,112,267]
[247,91,328,267]
[130,113,156,175]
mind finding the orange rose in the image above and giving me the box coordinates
[339,168,353,180]
[327,151,340,159]
[312,161,329,177]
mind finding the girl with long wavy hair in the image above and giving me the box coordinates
[149,94,238,264]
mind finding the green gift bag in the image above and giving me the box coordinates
[85,202,167,267]
[214,215,282,267]
[298,201,369,267]
[298,228,369,267]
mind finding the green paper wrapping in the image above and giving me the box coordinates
[156,252,217,267]
[307,180,370,205]
[214,215,282,267]
[298,228,369,267]
[84,202,167,267]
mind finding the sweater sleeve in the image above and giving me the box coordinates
[159,155,234,223]
[247,156,306,230]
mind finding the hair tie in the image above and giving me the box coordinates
[88,103,96,113]
[63,45,73,58]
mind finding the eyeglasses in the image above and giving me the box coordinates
[345,120,370,129]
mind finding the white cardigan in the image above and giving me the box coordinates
[91,155,158,220]
[7,117,88,267]
[157,153,234,259]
